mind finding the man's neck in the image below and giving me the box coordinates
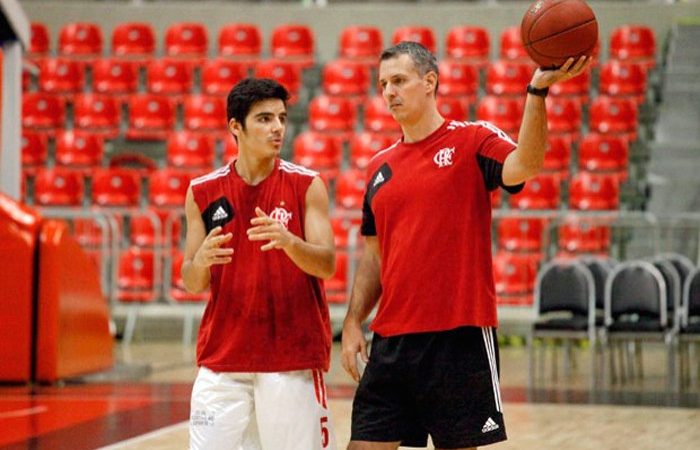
[401,107,446,144]
[234,152,276,186]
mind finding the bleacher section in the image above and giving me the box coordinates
[16,4,700,338]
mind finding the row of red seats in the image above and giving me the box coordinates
[21,90,640,145]
[29,21,657,72]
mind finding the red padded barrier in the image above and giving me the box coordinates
[35,220,113,382]
[0,194,41,382]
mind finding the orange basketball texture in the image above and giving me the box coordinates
[521,0,598,68]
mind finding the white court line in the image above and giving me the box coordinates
[97,421,188,449]
[0,405,48,419]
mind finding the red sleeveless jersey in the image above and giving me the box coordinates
[190,158,331,372]
[361,120,521,336]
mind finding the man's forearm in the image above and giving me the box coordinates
[181,261,211,294]
[344,253,382,325]
[283,236,335,279]
[514,93,548,176]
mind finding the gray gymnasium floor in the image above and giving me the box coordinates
[96,337,700,450]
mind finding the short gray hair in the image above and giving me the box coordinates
[380,41,439,94]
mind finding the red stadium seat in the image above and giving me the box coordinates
[485,60,532,96]
[270,24,315,69]
[349,131,397,170]
[491,189,502,209]
[609,24,656,70]
[499,26,530,62]
[58,22,103,62]
[476,96,523,140]
[292,131,342,180]
[22,93,65,136]
[92,58,139,100]
[111,22,156,65]
[578,133,629,181]
[569,172,620,211]
[166,131,216,170]
[598,60,648,105]
[201,58,248,97]
[549,68,591,104]
[170,249,208,302]
[164,22,208,64]
[21,130,48,173]
[438,60,479,105]
[218,23,262,67]
[331,216,357,249]
[338,25,383,65]
[117,247,156,302]
[33,168,85,206]
[91,168,141,207]
[545,96,582,142]
[437,96,470,122]
[129,210,181,247]
[38,58,85,97]
[308,95,356,142]
[335,168,366,211]
[445,26,490,69]
[54,130,104,170]
[253,59,303,103]
[73,93,121,139]
[496,216,547,253]
[149,168,192,207]
[542,135,571,178]
[183,95,227,133]
[321,59,371,105]
[558,217,612,254]
[588,95,639,142]
[29,22,50,59]
[146,58,194,101]
[364,95,402,136]
[392,26,436,53]
[493,251,539,305]
[508,173,560,210]
[126,94,176,141]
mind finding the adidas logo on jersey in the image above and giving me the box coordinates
[212,206,228,221]
[373,172,385,187]
[482,417,500,433]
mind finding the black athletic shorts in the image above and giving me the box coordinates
[351,326,507,448]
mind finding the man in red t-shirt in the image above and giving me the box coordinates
[341,42,590,449]
[182,78,337,450]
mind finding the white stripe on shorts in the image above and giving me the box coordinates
[481,326,503,412]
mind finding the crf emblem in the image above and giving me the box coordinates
[269,207,293,229]
[434,147,455,168]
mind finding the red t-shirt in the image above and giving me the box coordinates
[190,159,331,372]
[361,120,521,336]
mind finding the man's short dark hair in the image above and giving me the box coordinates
[226,78,290,128]
[380,41,439,94]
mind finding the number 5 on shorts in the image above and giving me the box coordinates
[320,416,329,448]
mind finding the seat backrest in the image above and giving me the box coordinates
[54,130,105,167]
[149,168,191,207]
[391,26,436,53]
[58,22,103,57]
[201,59,248,96]
[164,22,208,57]
[30,22,50,55]
[651,259,682,315]
[335,168,366,210]
[363,96,401,134]
[271,24,315,58]
[218,23,262,56]
[38,58,85,94]
[92,58,139,95]
[438,60,479,97]
[508,173,560,210]
[111,22,156,57]
[475,96,524,135]
[33,168,85,206]
[536,260,595,317]
[436,96,469,122]
[339,25,383,59]
[657,253,694,289]
[683,268,700,326]
[579,256,615,310]
[308,95,356,132]
[485,60,531,96]
[569,172,620,211]
[578,133,629,172]
[499,25,529,61]
[605,261,667,324]
[322,59,371,97]
[445,26,490,59]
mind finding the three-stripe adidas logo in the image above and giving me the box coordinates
[482,417,499,433]
[212,206,228,221]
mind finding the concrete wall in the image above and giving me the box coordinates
[19,1,700,63]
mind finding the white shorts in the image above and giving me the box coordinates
[189,366,337,450]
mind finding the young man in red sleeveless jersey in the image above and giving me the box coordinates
[340,42,590,449]
[182,78,337,450]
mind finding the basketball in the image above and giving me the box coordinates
[521,0,598,69]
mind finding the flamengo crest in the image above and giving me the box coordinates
[434,147,456,168]
[269,207,293,229]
